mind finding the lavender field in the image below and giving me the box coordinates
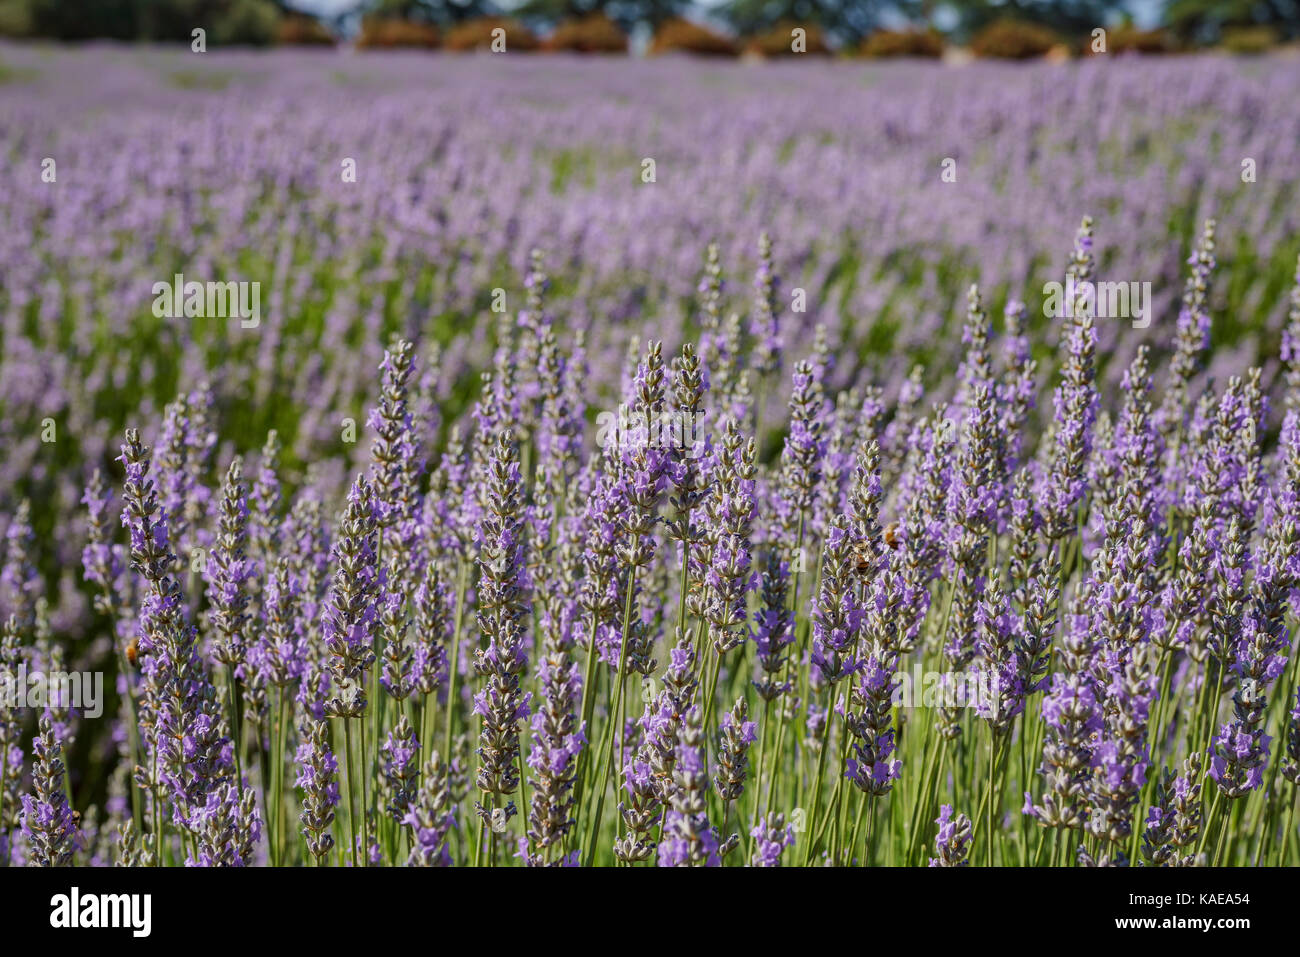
[2,43,1300,868]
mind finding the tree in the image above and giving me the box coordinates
[604,0,691,31]
[0,0,286,42]
[211,0,281,43]
[358,0,495,24]
[513,0,606,28]
[21,0,140,39]
[1163,0,1299,43]
[721,0,915,44]
[938,0,1125,41]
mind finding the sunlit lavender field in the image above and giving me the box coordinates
[2,43,1300,867]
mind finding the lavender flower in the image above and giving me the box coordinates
[752,551,794,702]
[119,429,229,830]
[702,422,756,655]
[406,752,454,867]
[524,618,584,863]
[295,716,339,864]
[188,781,260,867]
[1284,253,1300,411]
[0,617,23,855]
[1043,218,1099,542]
[257,557,305,690]
[750,813,796,867]
[369,338,419,529]
[845,653,901,797]
[1159,219,1217,441]
[1280,686,1300,786]
[810,517,863,684]
[657,707,720,867]
[1,500,40,631]
[1025,591,1100,832]
[929,806,972,867]
[249,429,283,566]
[1141,753,1203,867]
[412,556,451,701]
[322,477,379,720]
[208,457,252,672]
[775,360,826,549]
[750,231,782,379]
[716,697,756,804]
[473,431,530,821]
[381,715,420,824]
[21,710,79,866]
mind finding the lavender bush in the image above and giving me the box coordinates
[0,44,1299,866]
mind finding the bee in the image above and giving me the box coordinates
[854,523,902,575]
[125,637,140,668]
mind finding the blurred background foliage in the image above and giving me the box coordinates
[0,0,1295,49]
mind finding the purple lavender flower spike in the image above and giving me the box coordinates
[296,715,339,865]
[929,805,972,867]
[21,710,79,866]
[472,430,529,832]
[750,813,795,867]
[657,707,721,867]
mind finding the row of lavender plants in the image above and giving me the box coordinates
[2,48,1300,867]
[5,211,1300,866]
[3,49,1299,522]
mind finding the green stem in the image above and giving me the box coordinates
[983,731,1003,866]
[1198,785,1223,861]
[442,559,470,771]
[360,706,369,866]
[849,792,867,863]
[570,615,602,847]
[1281,789,1297,866]
[225,665,243,789]
[801,700,835,865]
[1214,798,1234,865]
[344,718,358,868]
[827,718,852,864]
[114,643,145,833]
[584,545,640,864]
[473,794,489,868]
[747,696,773,862]
[274,686,288,867]
[257,716,272,865]
[151,746,162,866]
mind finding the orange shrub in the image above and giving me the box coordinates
[970,19,1058,59]
[860,28,944,58]
[1083,25,1172,55]
[444,17,539,52]
[544,14,628,53]
[650,18,737,57]
[1221,25,1279,55]
[276,15,335,47]
[356,18,439,50]
[743,21,831,57]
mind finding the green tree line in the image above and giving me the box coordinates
[0,0,1295,49]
